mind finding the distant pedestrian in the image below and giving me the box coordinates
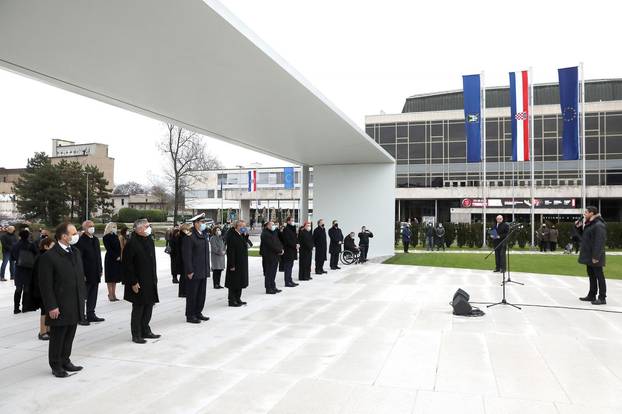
[425,223,435,251]
[435,223,446,251]
[402,225,412,253]
[549,225,559,252]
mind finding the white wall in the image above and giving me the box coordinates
[313,163,396,258]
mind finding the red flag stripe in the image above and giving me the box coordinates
[521,70,530,161]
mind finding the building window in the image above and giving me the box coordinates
[208,190,215,198]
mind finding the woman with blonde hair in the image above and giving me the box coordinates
[103,222,122,301]
[210,225,226,289]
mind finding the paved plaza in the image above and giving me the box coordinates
[1,248,621,414]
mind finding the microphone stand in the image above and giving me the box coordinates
[485,224,522,310]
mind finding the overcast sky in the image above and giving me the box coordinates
[0,0,619,186]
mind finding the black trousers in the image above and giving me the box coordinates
[213,269,223,288]
[48,324,77,370]
[330,253,339,269]
[228,288,242,304]
[185,276,206,318]
[550,242,557,251]
[283,260,294,284]
[14,285,23,311]
[315,255,325,274]
[587,265,607,300]
[494,242,506,272]
[264,260,278,291]
[131,303,154,339]
[359,244,369,261]
[403,241,410,253]
[299,253,312,280]
[85,282,99,319]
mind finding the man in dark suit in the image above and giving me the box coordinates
[39,223,86,378]
[260,221,283,294]
[576,206,608,305]
[123,219,160,344]
[76,220,104,324]
[181,213,210,324]
[312,219,327,275]
[279,216,299,288]
[225,220,249,307]
[491,215,510,273]
[328,220,344,270]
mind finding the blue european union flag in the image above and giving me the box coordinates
[463,74,482,163]
[283,167,294,189]
[558,66,580,160]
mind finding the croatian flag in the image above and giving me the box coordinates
[247,170,257,192]
[509,70,530,161]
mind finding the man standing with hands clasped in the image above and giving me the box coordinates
[491,215,509,273]
[38,223,86,378]
[328,220,343,270]
[181,213,210,324]
[576,206,608,305]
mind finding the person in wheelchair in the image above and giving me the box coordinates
[343,232,359,255]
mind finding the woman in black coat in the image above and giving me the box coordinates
[23,237,55,340]
[11,229,38,314]
[177,224,192,298]
[298,222,314,281]
[168,228,182,284]
[103,223,122,302]
[225,223,249,307]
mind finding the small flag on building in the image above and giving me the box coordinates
[247,170,257,192]
[509,70,530,161]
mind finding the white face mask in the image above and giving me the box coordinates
[271,224,278,231]
[69,234,80,245]
[305,226,311,231]
[111,228,117,234]
[144,226,152,236]
[87,227,95,235]
[216,230,221,236]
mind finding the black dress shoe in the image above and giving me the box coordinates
[87,316,105,323]
[591,299,607,305]
[52,369,69,378]
[238,301,247,306]
[78,320,90,326]
[266,290,277,294]
[63,362,83,372]
[132,337,147,344]
[579,296,596,302]
[323,271,327,274]
[172,277,179,284]
[38,332,50,341]
[493,269,500,273]
[285,283,297,288]
[214,285,224,289]
[13,309,21,314]
[228,302,242,307]
[186,317,201,324]
[143,332,161,339]
[315,272,323,275]
[335,266,341,270]
[197,314,210,321]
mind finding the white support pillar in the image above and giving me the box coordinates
[313,163,395,259]
[239,199,251,222]
[300,165,310,224]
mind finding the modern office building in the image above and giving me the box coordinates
[185,167,314,223]
[366,79,622,223]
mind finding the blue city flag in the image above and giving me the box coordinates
[463,74,482,162]
[558,66,580,160]
[283,167,294,189]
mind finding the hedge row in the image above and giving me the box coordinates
[396,221,622,249]
[117,208,167,223]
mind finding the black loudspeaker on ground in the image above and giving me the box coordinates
[451,288,472,316]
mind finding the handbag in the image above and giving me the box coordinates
[17,248,36,269]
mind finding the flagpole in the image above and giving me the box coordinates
[580,62,586,212]
[529,67,535,248]
[481,71,487,248]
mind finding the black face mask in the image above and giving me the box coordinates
[320,224,324,228]
[334,224,338,228]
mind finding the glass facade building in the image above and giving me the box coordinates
[365,79,622,222]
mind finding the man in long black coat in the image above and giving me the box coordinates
[260,221,283,294]
[298,222,314,281]
[491,215,509,273]
[76,220,104,324]
[279,217,299,287]
[576,206,608,305]
[39,223,86,378]
[313,219,327,275]
[328,220,344,270]
[181,213,210,323]
[225,220,249,307]
[123,219,160,344]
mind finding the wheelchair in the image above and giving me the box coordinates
[340,248,361,265]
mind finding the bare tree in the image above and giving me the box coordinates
[159,123,222,224]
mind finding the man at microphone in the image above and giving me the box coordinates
[491,215,509,273]
[576,206,607,305]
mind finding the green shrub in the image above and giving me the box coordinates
[443,222,456,248]
[118,208,167,223]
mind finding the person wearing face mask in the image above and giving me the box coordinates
[260,221,283,294]
[76,220,104,324]
[358,226,374,263]
[103,222,122,302]
[210,225,226,289]
[328,220,344,270]
[11,229,38,314]
[38,223,87,378]
[225,220,250,306]
[313,219,328,275]
[344,232,359,256]
[181,213,211,324]
[0,225,17,281]
[279,216,299,288]
[122,219,160,343]
[298,221,314,281]
[23,237,55,341]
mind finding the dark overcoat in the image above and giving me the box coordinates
[168,234,182,276]
[38,244,86,326]
[313,226,327,262]
[225,230,249,289]
[76,234,102,284]
[328,225,344,254]
[298,229,313,278]
[181,228,210,279]
[103,233,122,283]
[280,225,298,262]
[122,235,159,304]
[578,216,607,267]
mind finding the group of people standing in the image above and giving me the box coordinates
[400,222,445,253]
[536,223,560,252]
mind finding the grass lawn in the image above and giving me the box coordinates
[383,252,622,279]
